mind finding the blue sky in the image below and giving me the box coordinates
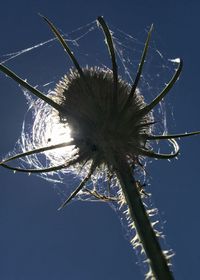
[0,1,200,279]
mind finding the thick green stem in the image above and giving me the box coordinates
[114,156,174,280]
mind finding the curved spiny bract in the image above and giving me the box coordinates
[122,24,153,114]
[147,131,200,140]
[41,15,85,79]
[0,150,84,174]
[0,141,74,164]
[138,59,183,117]
[0,162,69,173]
[97,16,118,108]
[0,64,64,113]
[139,139,179,159]
[58,175,89,210]
[58,158,98,210]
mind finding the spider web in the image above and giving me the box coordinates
[0,19,179,276]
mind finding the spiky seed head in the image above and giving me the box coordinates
[53,66,152,170]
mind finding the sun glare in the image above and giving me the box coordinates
[31,102,75,166]
[45,120,74,161]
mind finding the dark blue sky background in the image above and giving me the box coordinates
[0,1,200,279]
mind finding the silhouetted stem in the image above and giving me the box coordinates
[114,156,174,280]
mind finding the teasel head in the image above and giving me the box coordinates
[0,16,199,279]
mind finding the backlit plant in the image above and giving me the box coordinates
[0,16,199,279]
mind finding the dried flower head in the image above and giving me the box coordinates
[0,16,199,279]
